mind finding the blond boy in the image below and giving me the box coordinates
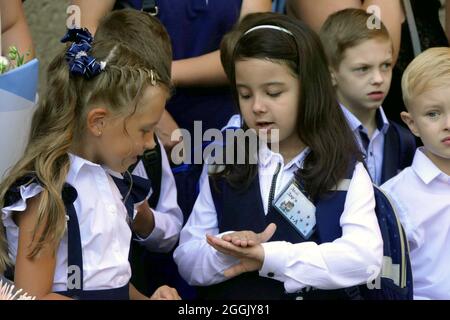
[381,47,450,300]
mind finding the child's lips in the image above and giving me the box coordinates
[256,121,274,130]
[367,91,385,101]
[442,137,450,145]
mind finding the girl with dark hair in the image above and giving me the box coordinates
[174,12,383,300]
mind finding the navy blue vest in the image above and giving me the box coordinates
[381,121,416,183]
[201,173,353,300]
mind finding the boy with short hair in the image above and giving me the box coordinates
[93,9,185,297]
[320,8,416,185]
[381,47,450,300]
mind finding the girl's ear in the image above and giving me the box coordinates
[87,108,108,137]
[400,111,419,137]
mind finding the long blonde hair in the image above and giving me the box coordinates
[0,38,170,268]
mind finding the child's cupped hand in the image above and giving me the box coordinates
[205,223,277,278]
[220,223,277,247]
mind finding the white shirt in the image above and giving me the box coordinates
[341,105,390,185]
[174,145,383,292]
[2,154,131,292]
[131,140,183,252]
[381,148,450,300]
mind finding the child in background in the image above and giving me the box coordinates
[93,9,184,297]
[381,47,450,300]
[320,9,416,185]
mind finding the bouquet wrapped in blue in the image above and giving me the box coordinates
[0,56,39,181]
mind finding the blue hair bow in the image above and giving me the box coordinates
[61,28,105,79]
[61,27,93,44]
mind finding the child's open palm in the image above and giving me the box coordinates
[206,223,276,278]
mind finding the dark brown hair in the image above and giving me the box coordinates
[217,12,362,200]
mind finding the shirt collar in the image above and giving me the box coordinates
[67,153,103,184]
[258,142,310,170]
[412,147,449,184]
[340,104,390,134]
[105,168,124,179]
[376,107,390,134]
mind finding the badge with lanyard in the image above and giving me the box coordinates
[272,178,316,239]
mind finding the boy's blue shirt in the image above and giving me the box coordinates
[340,104,416,185]
[340,104,389,185]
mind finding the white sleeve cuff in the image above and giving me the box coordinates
[133,208,181,252]
[259,241,290,283]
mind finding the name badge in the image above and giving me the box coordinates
[272,180,316,239]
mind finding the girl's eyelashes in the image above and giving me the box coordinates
[267,91,282,98]
[238,92,251,100]
[140,125,155,135]
[238,91,283,99]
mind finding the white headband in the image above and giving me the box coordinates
[243,25,293,36]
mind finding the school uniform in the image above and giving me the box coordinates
[341,105,416,185]
[1,153,152,299]
[126,139,184,297]
[131,139,183,252]
[381,148,450,300]
[173,145,383,299]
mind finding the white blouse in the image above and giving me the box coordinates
[2,154,132,292]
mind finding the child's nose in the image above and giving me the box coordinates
[371,70,384,84]
[252,95,267,113]
[444,114,450,130]
[144,133,156,150]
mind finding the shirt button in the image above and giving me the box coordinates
[108,204,117,214]
[267,272,275,278]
